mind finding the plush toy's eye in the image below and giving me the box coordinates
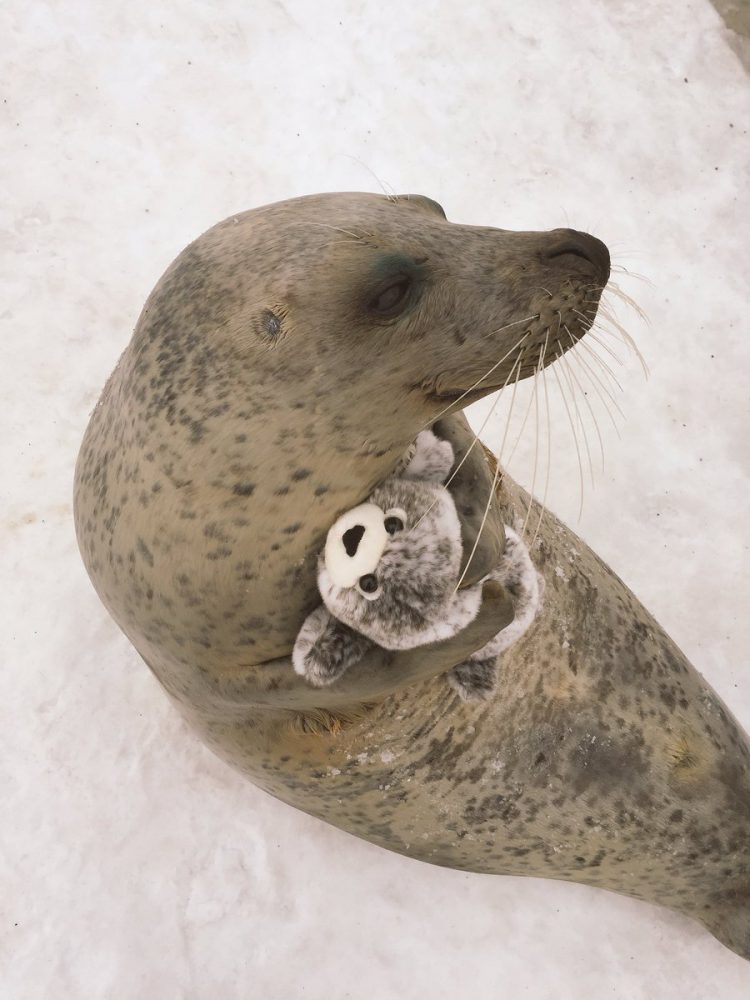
[384,507,407,535]
[356,573,381,600]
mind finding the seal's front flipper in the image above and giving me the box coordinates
[448,656,499,701]
[272,579,514,708]
[293,605,375,687]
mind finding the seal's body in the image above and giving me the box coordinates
[74,194,750,960]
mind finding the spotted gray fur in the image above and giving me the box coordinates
[73,193,750,961]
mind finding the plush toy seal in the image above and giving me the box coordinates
[293,430,543,699]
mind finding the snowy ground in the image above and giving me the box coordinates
[2,1,749,997]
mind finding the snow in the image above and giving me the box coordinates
[2,0,749,996]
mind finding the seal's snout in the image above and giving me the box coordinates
[544,228,611,282]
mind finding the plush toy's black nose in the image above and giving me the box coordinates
[342,525,365,557]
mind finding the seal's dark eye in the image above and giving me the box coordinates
[384,515,404,534]
[368,276,412,317]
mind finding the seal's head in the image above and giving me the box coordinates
[140,192,611,434]
[76,192,611,666]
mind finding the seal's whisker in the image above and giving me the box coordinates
[297,221,369,243]
[425,323,534,427]
[560,346,595,489]
[451,345,526,594]
[594,306,649,371]
[342,156,399,203]
[479,313,538,342]
[587,330,626,367]
[576,338,625,393]
[593,302,650,378]
[412,352,524,531]
[610,264,653,287]
[551,350,585,522]
[505,348,540,468]
[502,349,524,463]
[530,358,553,550]
[521,343,544,538]
[563,343,606,472]
[565,326,625,429]
[605,281,651,326]
[439,352,524,493]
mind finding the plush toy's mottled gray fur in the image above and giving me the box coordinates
[293,431,543,699]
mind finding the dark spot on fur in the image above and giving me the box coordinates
[292,468,312,481]
[136,537,154,567]
[232,482,255,496]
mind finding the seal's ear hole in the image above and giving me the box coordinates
[258,309,282,340]
[342,524,366,557]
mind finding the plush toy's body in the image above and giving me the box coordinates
[293,431,543,699]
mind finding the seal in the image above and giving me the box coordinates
[73,193,750,961]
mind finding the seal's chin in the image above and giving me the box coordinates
[425,381,506,406]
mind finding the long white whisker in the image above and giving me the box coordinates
[343,156,399,202]
[576,338,625,393]
[412,352,524,530]
[451,346,527,593]
[560,347,595,489]
[605,281,651,325]
[530,358,553,550]
[551,351,585,522]
[521,348,543,538]
[596,303,650,378]
[564,344,606,472]
[424,323,534,428]
[587,330,626,367]
[610,264,653,286]
[505,357,538,467]
[565,326,624,431]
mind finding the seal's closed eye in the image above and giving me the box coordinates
[368,276,412,316]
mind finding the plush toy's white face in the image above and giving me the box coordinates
[318,475,465,646]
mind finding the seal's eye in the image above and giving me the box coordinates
[368,276,412,317]
[384,507,407,534]
[356,573,381,600]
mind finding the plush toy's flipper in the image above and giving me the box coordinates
[402,429,455,484]
[293,605,376,687]
[447,656,499,701]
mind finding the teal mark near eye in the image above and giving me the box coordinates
[372,253,427,278]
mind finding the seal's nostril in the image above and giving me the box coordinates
[545,229,611,278]
[547,242,592,263]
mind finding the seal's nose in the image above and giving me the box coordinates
[544,228,611,280]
